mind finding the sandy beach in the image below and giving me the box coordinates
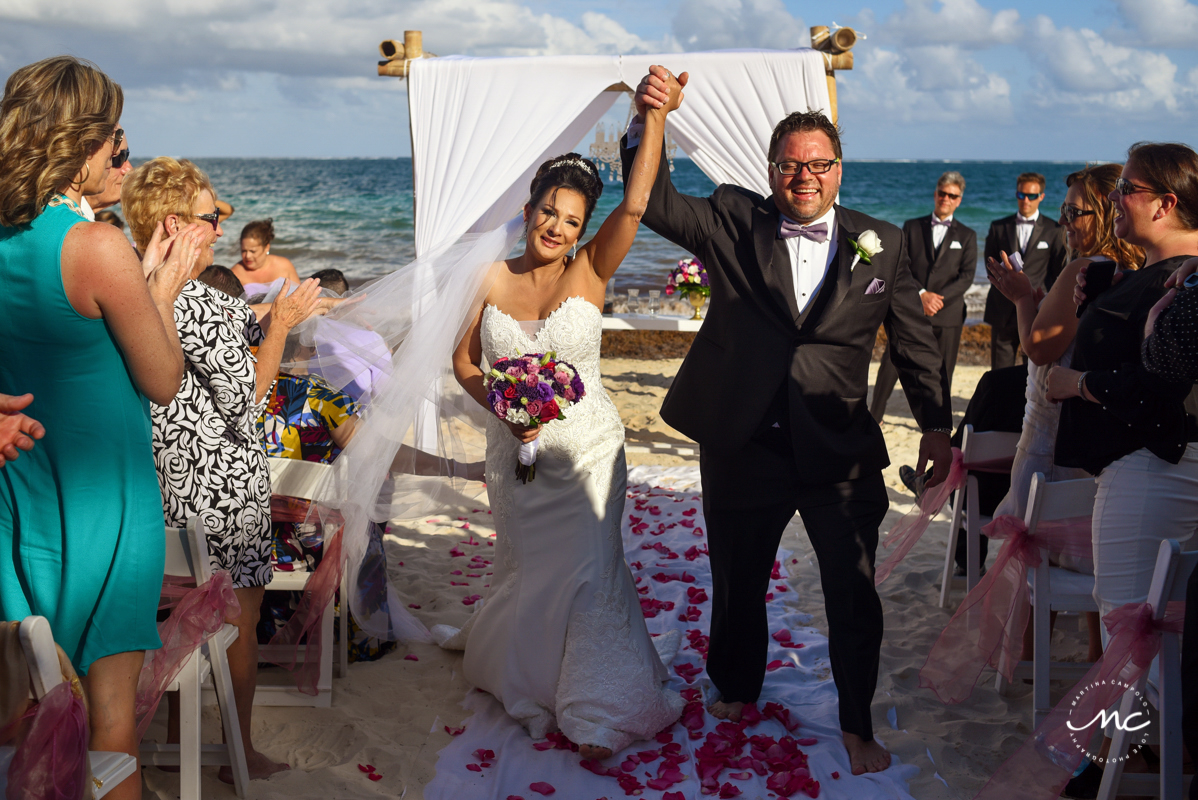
[141,356,1094,800]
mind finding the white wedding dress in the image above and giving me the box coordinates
[444,296,683,752]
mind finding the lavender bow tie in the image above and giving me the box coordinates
[931,218,951,227]
[778,218,829,243]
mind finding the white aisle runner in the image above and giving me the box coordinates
[425,466,917,799]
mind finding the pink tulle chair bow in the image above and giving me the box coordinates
[874,448,966,586]
[6,681,90,800]
[264,494,345,696]
[135,571,240,741]
[919,513,1093,704]
[973,600,1185,800]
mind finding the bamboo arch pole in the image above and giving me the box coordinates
[809,25,857,124]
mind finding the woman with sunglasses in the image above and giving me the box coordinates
[122,156,324,782]
[986,163,1143,665]
[1042,142,1198,789]
[0,56,202,800]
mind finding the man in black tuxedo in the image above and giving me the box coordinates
[871,171,977,421]
[625,66,953,775]
[982,172,1068,368]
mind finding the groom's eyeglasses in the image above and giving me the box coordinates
[771,158,840,176]
[1016,191,1042,201]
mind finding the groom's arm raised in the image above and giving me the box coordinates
[619,67,720,256]
[582,68,684,282]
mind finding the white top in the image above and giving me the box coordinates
[932,214,952,249]
[783,205,839,315]
[1016,211,1039,254]
[517,319,547,336]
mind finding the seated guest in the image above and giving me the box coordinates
[989,163,1143,664]
[310,268,349,296]
[197,264,245,299]
[122,157,325,781]
[233,218,301,297]
[0,392,45,468]
[0,56,197,800]
[1047,142,1198,789]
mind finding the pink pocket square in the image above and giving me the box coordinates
[864,277,886,295]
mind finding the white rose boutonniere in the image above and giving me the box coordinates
[850,229,884,271]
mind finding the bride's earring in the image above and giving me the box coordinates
[571,242,577,258]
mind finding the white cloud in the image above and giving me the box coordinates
[672,0,806,51]
[1024,15,1185,113]
[1111,0,1198,48]
[840,44,1012,124]
[874,0,1022,49]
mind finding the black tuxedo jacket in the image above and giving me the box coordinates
[621,137,951,484]
[903,215,978,328]
[982,214,1069,329]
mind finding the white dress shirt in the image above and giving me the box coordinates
[931,214,952,250]
[784,205,838,315]
[1016,211,1039,254]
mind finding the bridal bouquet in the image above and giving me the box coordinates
[665,257,710,297]
[485,351,585,483]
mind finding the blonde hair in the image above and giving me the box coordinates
[122,157,217,250]
[0,56,123,227]
[1065,164,1145,270]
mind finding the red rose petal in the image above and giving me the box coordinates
[831,771,840,779]
[529,782,555,795]
[466,763,482,772]
[357,764,373,773]
[445,725,465,736]
[368,773,382,781]
[403,654,419,661]
[407,603,421,609]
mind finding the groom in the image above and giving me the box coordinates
[622,66,954,774]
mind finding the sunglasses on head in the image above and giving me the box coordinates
[936,189,961,200]
[1115,177,1163,196]
[1016,191,1042,201]
[1059,203,1096,223]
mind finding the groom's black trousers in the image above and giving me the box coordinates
[699,424,889,741]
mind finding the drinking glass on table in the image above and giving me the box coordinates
[627,289,640,315]
[648,290,661,317]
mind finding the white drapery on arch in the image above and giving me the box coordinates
[408,49,832,256]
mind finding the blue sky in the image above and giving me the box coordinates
[1,0,1196,161]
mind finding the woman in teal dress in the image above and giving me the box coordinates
[0,56,202,800]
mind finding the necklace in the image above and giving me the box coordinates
[48,193,88,219]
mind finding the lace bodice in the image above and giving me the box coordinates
[480,296,624,497]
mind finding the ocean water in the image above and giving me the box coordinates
[189,158,1089,293]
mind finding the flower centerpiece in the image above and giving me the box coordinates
[665,257,710,320]
[484,351,585,483]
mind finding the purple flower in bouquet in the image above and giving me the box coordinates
[665,257,710,298]
[484,351,586,483]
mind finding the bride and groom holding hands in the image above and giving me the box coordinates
[414,64,954,776]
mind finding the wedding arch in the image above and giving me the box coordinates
[375,29,859,257]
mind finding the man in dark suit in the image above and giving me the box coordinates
[871,171,977,421]
[625,66,953,775]
[982,172,1068,369]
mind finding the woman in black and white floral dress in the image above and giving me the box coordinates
[122,157,322,781]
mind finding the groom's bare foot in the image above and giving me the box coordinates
[843,732,891,775]
[707,699,744,722]
[579,744,612,761]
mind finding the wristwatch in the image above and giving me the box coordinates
[923,427,953,436]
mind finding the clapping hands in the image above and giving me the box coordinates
[144,222,207,304]
[269,278,325,332]
[635,65,688,119]
[985,251,1035,304]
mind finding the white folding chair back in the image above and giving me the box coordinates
[1097,539,1197,800]
[939,425,1020,607]
[0,617,138,798]
[254,457,345,707]
[995,473,1099,725]
[139,517,248,799]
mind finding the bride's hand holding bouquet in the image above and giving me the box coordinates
[485,351,585,483]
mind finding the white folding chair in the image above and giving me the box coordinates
[939,424,1021,607]
[0,616,138,799]
[139,517,248,799]
[252,457,346,707]
[1096,539,1197,800]
[995,473,1099,727]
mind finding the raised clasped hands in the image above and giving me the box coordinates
[634,65,688,119]
[985,251,1034,304]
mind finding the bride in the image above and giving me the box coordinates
[444,70,688,759]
